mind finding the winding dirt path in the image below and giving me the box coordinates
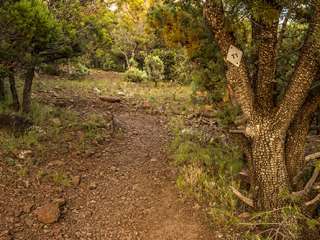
[0,72,217,240]
[61,111,216,239]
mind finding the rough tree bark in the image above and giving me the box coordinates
[8,69,20,112]
[286,94,320,186]
[204,0,320,213]
[22,65,35,113]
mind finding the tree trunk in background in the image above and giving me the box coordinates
[285,119,311,187]
[8,71,20,112]
[316,108,320,135]
[0,77,5,101]
[22,65,35,113]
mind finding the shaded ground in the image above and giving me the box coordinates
[0,71,216,240]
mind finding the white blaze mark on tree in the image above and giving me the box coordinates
[227,45,243,67]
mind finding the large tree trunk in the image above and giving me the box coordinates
[253,139,289,209]
[22,65,35,113]
[8,70,20,112]
[248,116,290,210]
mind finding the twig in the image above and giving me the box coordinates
[305,152,320,162]
[305,193,320,207]
[229,129,246,134]
[292,168,320,196]
[231,186,254,207]
[234,115,247,125]
[293,152,320,185]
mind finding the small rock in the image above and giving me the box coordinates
[110,166,118,172]
[23,180,30,188]
[89,182,97,190]
[14,210,22,218]
[71,176,81,186]
[23,203,34,214]
[48,160,64,167]
[53,198,66,207]
[6,217,14,224]
[117,91,126,97]
[150,158,157,162]
[0,230,11,240]
[238,212,251,219]
[51,118,62,126]
[17,150,32,159]
[100,96,121,103]
[193,203,201,210]
[142,101,151,109]
[35,203,61,224]
[93,87,102,95]
[24,217,34,227]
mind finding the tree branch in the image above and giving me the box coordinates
[292,168,319,196]
[253,8,280,109]
[276,2,320,129]
[204,0,254,119]
[231,186,254,207]
[285,93,320,180]
[306,152,320,162]
[293,152,320,185]
[305,193,320,207]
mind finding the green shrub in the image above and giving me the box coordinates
[70,62,90,79]
[144,55,164,85]
[172,51,193,84]
[124,67,147,83]
[129,57,138,68]
[190,60,226,103]
[151,49,176,80]
[90,50,125,72]
[40,63,61,76]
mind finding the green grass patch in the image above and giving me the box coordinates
[169,116,244,234]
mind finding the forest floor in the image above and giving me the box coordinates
[0,71,218,240]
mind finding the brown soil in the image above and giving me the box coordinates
[0,72,216,240]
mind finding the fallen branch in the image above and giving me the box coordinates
[292,168,320,196]
[99,96,121,103]
[293,152,320,185]
[234,115,247,126]
[305,193,320,207]
[305,152,320,162]
[230,129,246,134]
[239,169,250,184]
[231,186,254,207]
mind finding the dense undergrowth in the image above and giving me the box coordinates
[168,113,320,239]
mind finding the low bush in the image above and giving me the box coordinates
[151,49,176,81]
[145,55,164,85]
[124,67,147,83]
[70,62,90,79]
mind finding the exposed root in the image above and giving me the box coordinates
[231,186,254,207]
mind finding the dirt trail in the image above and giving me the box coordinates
[0,72,216,240]
[62,111,216,240]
